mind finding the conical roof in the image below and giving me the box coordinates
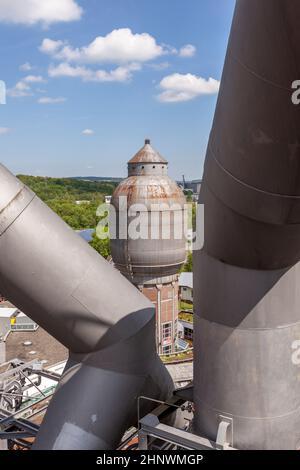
[128,139,168,164]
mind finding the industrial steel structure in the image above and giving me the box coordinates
[0,359,59,450]
[194,0,300,450]
[111,140,186,354]
[0,0,300,451]
[0,163,173,449]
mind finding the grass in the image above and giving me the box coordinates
[179,301,193,311]
[161,350,194,363]
[179,312,193,323]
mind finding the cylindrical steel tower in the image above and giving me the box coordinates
[194,0,300,450]
[111,140,186,354]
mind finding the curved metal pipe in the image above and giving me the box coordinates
[195,0,300,450]
[0,164,173,449]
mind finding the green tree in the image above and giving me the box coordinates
[89,231,111,259]
[181,252,193,272]
[184,190,193,202]
[17,175,118,231]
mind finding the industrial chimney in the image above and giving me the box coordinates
[194,0,300,450]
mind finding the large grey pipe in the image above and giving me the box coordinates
[0,165,173,449]
[194,0,300,450]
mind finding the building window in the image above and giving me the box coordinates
[184,327,193,340]
[162,345,172,355]
[162,322,172,344]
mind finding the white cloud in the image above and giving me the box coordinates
[23,75,46,83]
[148,62,170,71]
[179,44,196,58]
[0,0,83,26]
[82,129,94,135]
[19,62,33,71]
[7,75,46,98]
[0,127,11,135]
[48,62,88,78]
[41,29,160,84]
[163,44,178,56]
[38,96,66,104]
[157,73,220,103]
[40,28,165,64]
[40,38,65,54]
[7,80,32,97]
[40,30,200,90]
[48,62,141,82]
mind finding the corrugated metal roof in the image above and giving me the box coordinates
[0,308,19,318]
[128,140,168,164]
[179,272,193,289]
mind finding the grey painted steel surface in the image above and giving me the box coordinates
[110,140,186,283]
[0,163,173,449]
[0,342,5,364]
[194,0,300,450]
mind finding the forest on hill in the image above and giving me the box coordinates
[18,175,117,231]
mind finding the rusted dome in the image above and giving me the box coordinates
[113,139,185,209]
[110,140,187,282]
[128,139,168,165]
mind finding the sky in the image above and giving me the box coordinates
[0,0,236,180]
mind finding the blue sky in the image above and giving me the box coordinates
[0,0,235,179]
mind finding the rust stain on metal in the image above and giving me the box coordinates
[128,140,168,164]
[113,177,185,205]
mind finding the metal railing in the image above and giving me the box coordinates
[11,324,38,331]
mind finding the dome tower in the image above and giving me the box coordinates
[110,140,186,354]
